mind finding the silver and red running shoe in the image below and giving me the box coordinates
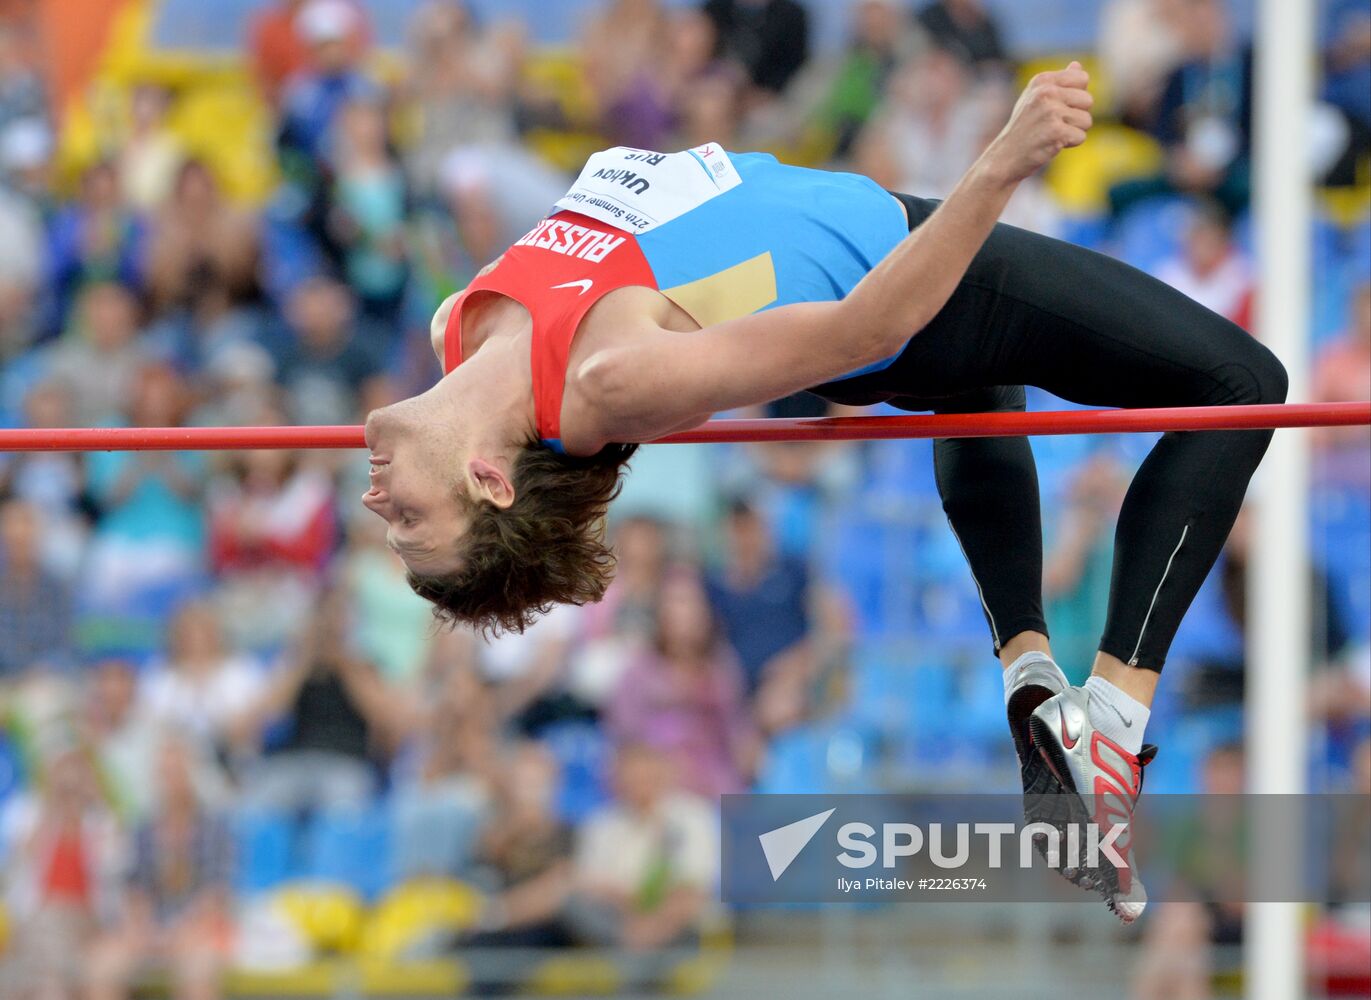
[1021,686,1158,924]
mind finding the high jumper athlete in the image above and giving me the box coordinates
[361,64,1286,921]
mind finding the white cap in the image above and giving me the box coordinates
[439,147,493,196]
[0,117,53,172]
[207,341,276,383]
[296,0,359,44]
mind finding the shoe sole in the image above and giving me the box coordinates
[1024,714,1137,923]
[1007,683,1057,765]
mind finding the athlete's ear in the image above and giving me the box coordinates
[468,457,516,510]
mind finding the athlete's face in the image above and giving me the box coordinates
[362,397,470,577]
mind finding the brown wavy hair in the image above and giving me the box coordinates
[406,442,636,635]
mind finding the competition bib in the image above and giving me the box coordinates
[554,144,743,235]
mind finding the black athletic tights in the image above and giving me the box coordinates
[814,194,1288,672]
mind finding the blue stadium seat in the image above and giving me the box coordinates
[755,722,878,795]
[1115,197,1191,274]
[1313,488,1371,643]
[233,811,294,895]
[303,808,393,901]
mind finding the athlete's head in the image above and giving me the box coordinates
[363,391,635,635]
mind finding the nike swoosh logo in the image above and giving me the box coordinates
[551,279,594,295]
[1060,706,1080,749]
[1104,702,1134,729]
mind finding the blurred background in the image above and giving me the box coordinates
[0,0,1367,996]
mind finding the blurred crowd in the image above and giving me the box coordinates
[0,0,1367,996]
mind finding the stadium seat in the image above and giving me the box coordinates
[1115,196,1192,274]
[361,878,483,961]
[1313,488,1371,643]
[233,811,294,895]
[272,881,367,956]
[303,809,394,901]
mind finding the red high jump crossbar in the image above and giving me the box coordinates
[0,402,1365,453]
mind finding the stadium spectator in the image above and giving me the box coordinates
[1132,742,1246,1000]
[115,84,186,213]
[1042,451,1128,683]
[188,341,279,430]
[1171,508,1352,713]
[208,444,335,651]
[568,516,672,709]
[0,113,51,206]
[607,570,758,798]
[0,123,43,354]
[464,742,576,948]
[44,281,149,427]
[1109,0,1253,220]
[250,0,369,107]
[0,21,47,132]
[390,672,497,880]
[651,8,752,153]
[1312,281,1371,493]
[43,160,145,339]
[855,46,994,200]
[0,497,73,677]
[239,589,393,815]
[276,0,379,173]
[564,743,717,950]
[0,381,88,575]
[1098,0,1186,128]
[82,366,206,627]
[144,159,259,323]
[1154,199,1253,329]
[815,0,923,161]
[324,96,410,322]
[271,276,383,426]
[1321,0,1371,187]
[1330,736,1371,902]
[86,735,233,1000]
[702,0,810,97]
[140,601,264,759]
[2,743,122,1000]
[421,143,570,288]
[472,603,581,735]
[914,0,1010,77]
[341,510,436,685]
[402,1,525,196]
[582,0,675,150]
[83,658,161,822]
[705,499,813,695]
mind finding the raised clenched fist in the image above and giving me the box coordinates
[985,62,1094,185]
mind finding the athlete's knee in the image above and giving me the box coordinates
[1216,340,1288,406]
[1255,346,1289,404]
[1241,342,1288,405]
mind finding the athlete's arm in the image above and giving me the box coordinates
[579,65,1093,444]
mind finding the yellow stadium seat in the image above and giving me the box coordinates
[272,882,367,957]
[1045,124,1165,215]
[360,878,485,962]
